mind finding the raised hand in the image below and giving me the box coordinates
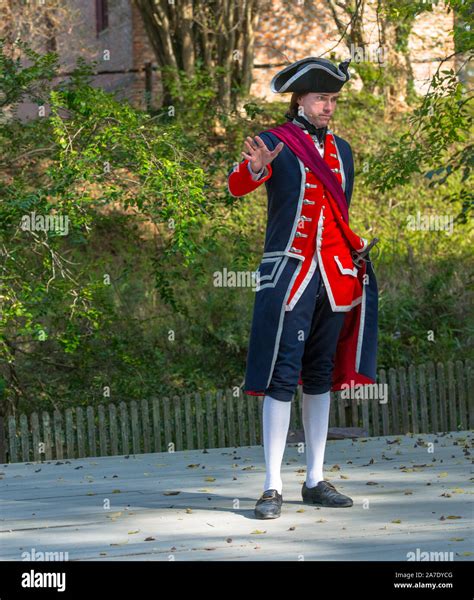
[241,135,285,173]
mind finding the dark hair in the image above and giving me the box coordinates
[284,91,311,120]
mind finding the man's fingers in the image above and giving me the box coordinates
[246,136,257,150]
[270,141,285,158]
[244,140,256,153]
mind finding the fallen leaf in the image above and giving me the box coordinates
[110,541,128,546]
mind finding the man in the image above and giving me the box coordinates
[227,57,378,519]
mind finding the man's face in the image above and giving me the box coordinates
[297,92,340,128]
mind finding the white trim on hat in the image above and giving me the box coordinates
[270,58,349,93]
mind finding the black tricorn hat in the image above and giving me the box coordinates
[270,57,351,93]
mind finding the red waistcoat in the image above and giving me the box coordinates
[285,131,367,312]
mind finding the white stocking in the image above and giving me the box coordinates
[302,391,331,488]
[262,394,292,494]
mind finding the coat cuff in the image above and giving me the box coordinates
[247,162,268,181]
[228,159,272,197]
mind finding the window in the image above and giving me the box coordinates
[96,0,109,35]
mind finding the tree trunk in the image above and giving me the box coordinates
[132,0,261,112]
[379,20,412,115]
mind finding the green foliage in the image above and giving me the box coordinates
[0,40,472,415]
[0,38,59,107]
[0,42,231,412]
[363,67,473,227]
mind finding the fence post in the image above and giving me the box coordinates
[205,391,216,449]
[426,361,438,433]
[54,410,64,460]
[151,397,162,453]
[98,404,108,457]
[20,414,29,462]
[31,412,41,461]
[0,416,6,463]
[408,365,419,434]
[467,360,474,429]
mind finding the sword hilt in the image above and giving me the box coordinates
[352,237,379,266]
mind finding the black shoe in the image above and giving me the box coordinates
[254,488,283,519]
[302,480,353,507]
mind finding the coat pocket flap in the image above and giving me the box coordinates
[255,255,286,290]
[334,255,358,277]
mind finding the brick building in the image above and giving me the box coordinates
[14,0,459,119]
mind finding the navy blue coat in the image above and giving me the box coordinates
[227,128,378,395]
